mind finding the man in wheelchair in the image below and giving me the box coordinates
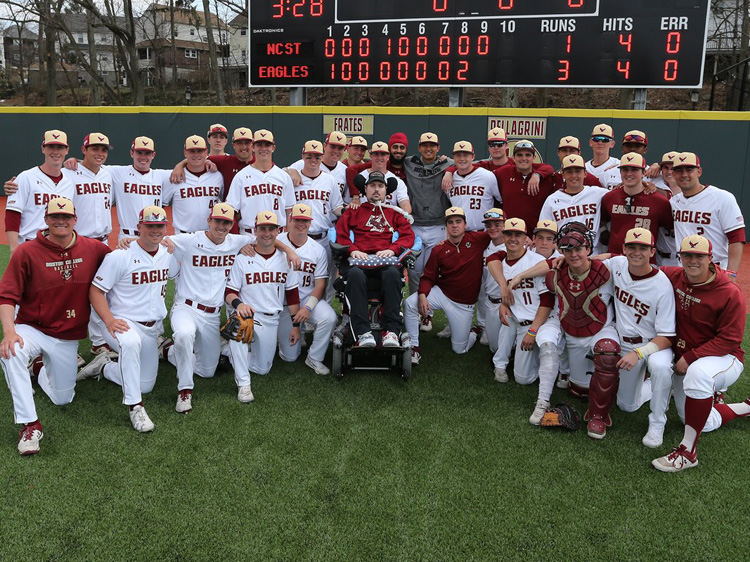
[334,171,415,348]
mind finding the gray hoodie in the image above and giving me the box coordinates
[402,155,454,226]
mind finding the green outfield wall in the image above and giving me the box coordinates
[1,106,748,228]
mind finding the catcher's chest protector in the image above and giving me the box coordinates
[546,260,610,337]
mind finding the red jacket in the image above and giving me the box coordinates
[0,231,110,340]
[335,202,415,255]
[493,163,555,236]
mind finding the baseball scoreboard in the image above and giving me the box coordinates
[248,0,710,87]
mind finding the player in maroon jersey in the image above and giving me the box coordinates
[0,197,110,455]
[652,235,749,472]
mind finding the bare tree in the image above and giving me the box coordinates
[201,0,224,103]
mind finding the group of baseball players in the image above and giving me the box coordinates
[0,122,748,474]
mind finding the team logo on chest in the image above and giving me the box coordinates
[365,213,388,233]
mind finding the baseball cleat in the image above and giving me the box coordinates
[77,354,86,368]
[420,316,433,332]
[382,331,399,348]
[91,343,118,359]
[587,418,607,440]
[437,324,452,339]
[158,337,174,361]
[175,390,193,414]
[356,331,376,348]
[556,373,569,389]
[642,427,664,449]
[652,445,698,472]
[76,353,111,382]
[713,391,726,405]
[529,399,550,425]
[493,367,508,383]
[305,356,330,375]
[237,385,255,403]
[411,347,421,365]
[17,422,43,456]
[479,330,489,346]
[129,405,155,432]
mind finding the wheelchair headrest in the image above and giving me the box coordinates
[354,173,399,195]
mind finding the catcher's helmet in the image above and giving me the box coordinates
[556,221,594,251]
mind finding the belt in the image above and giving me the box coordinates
[243,228,254,234]
[488,296,502,304]
[518,320,532,326]
[92,234,108,242]
[657,251,672,258]
[622,336,643,344]
[122,228,138,236]
[309,232,325,240]
[184,299,219,314]
[137,320,157,327]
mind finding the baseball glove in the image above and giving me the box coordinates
[220,312,255,343]
[540,403,581,431]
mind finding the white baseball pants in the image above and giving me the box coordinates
[408,225,446,295]
[405,287,475,353]
[492,317,540,385]
[101,319,161,405]
[228,312,280,385]
[167,302,222,391]
[278,302,336,364]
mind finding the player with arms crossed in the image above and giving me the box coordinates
[0,197,110,455]
[77,206,179,432]
[652,235,749,472]
[277,204,337,375]
[225,211,301,403]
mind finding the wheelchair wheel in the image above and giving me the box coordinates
[401,349,411,381]
[332,342,344,379]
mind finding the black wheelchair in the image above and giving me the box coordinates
[327,228,422,381]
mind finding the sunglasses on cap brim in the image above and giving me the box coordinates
[514,142,534,151]
[483,211,504,220]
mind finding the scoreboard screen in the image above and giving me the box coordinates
[249,1,710,87]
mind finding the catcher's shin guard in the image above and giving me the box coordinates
[585,338,621,438]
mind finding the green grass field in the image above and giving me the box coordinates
[1,244,749,561]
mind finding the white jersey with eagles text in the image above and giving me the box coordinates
[604,256,676,341]
[277,232,329,302]
[108,165,171,234]
[227,249,299,315]
[539,185,608,248]
[670,185,745,269]
[6,166,76,241]
[62,165,113,239]
[500,250,549,322]
[483,241,507,299]
[170,232,254,307]
[92,242,179,322]
[449,166,501,231]
[355,168,409,208]
[161,169,224,233]
[226,164,296,231]
[293,171,344,235]
[585,157,620,187]
[290,158,349,205]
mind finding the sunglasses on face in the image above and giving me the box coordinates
[591,135,613,143]
[623,135,646,144]
[488,141,507,148]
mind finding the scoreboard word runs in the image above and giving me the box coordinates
[250,0,709,87]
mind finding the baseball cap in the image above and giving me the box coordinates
[591,124,614,138]
[513,139,535,154]
[131,136,155,152]
[83,132,112,149]
[679,234,712,256]
[672,152,701,168]
[139,205,168,224]
[444,206,466,221]
[419,132,439,145]
[365,171,387,185]
[452,140,474,154]
[350,136,368,148]
[233,128,253,142]
[624,227,655,247]
[184,135,207,150]
[207,123,228,136]
[487,127,507,142]
[558,136,581,150]
[255,210,279,227]
[482,208,505,222]
[370,141,389,154]
[619,152,647,169]
[45,196,76,216]
[534,220,558,235]
[302,140,324,154]
[290,203,313,221]
[42,130,68,147]
[622,129,648,146]
[561,154,586,170]
[253,129,274,143]
[209,202,236,221]
[325,131,347,147]
[503,218,527,234]
[389,132,408,149]
[661,151,679,165]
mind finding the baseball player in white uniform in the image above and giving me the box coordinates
[289,131,350,204]
[161,135,224,234]
[669,152,745,271]
[479,209,506,351]
[585,124,620,185]
[539,154,608,250]
[77,206,179,433]
[5,130,75,252]
[352,141,411,211]
[225,211,301,403]
[277,204,337,375]
[227,129,296,233]
[448,141,502,232]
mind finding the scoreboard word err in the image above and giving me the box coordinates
[250,0,710,87]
